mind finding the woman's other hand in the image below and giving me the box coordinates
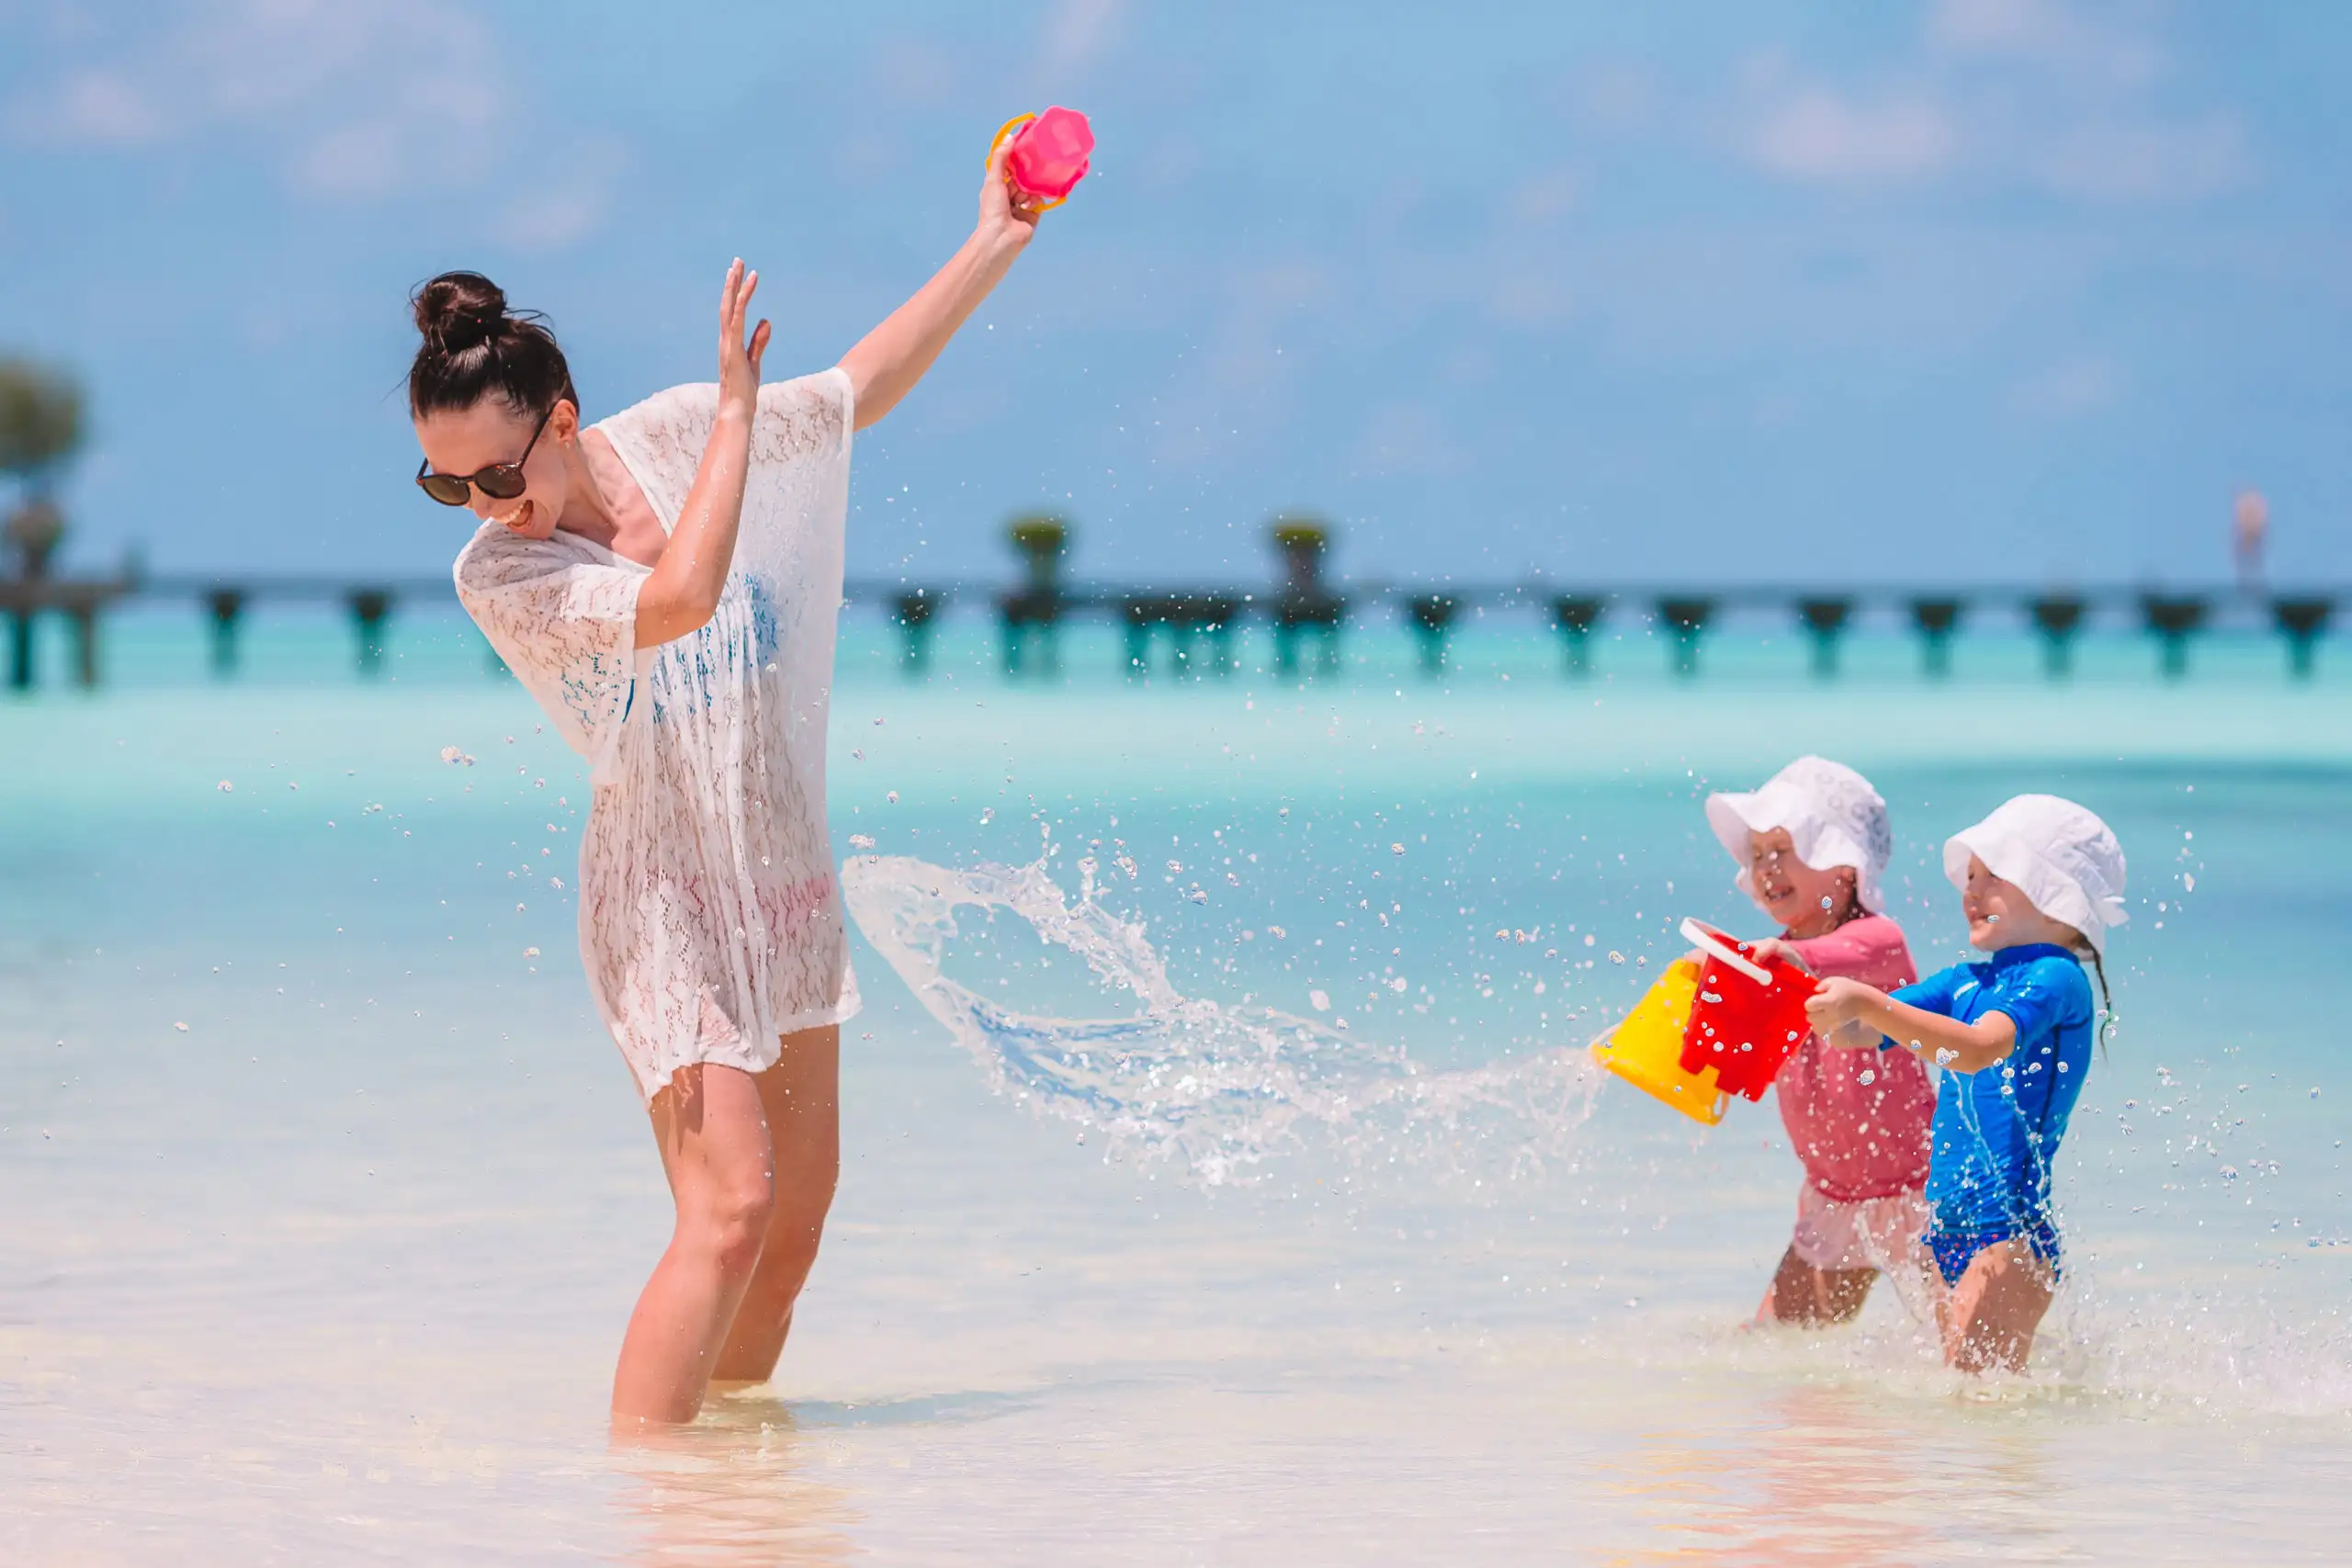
[718,258,770,417]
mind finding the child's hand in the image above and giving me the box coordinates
[1804,976,1882,1045]
[1747,936,1812,975]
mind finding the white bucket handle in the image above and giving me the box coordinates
[1679,917,1773,987]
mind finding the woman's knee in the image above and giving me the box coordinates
[685,1164,777,1273]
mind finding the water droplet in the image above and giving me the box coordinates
[886,791,899,805]
[524,946,540,959]
[173,1021,189,1032]
[216,780,233,793]
[1309,989,1331,1012]
[1607,951,1625,964]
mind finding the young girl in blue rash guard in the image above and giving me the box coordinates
[1804,795,2126,1374]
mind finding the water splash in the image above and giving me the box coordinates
[841,853,1601,1186]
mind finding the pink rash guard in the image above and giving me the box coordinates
[1779,914,1933,1202]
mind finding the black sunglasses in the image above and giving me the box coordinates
[415,402,554,507]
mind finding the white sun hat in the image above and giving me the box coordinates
[1704,756,1893,914]
[1943,794,2129,955]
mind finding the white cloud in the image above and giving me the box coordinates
[6,0,604,235]
[1747,86,1959,185]
[33,68,170,144]
[1039,0,1124,82]
[1351,400,1466,479]
[2037,114,2250,201]
[2008,353,2122,418]
[1507,168,1581,224]
[1724,5,2250,205]
[1929,0,2164,87]
[1577,65,1660,132]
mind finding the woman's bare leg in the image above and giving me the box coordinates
[612,1063,776,1426]
[713,1024,841,1385]
[1943,1239,2056,1374]
[1758,1247,1876,1326]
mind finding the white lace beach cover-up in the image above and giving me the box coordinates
[453,370,861,1101]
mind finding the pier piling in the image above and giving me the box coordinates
[1552,595,1603,677]
[1797,597,1852,678]
[205,587,245,676]
[1657,597,1715,678]
[2030,594,2086,678]
[5,606,28,691]
[1406,593,1458,675]
[65,604,96,686]
[2142,593,2208,680]
[2274,595,2332,678]
[1911,597,1962,678]
[892,590,941,673]
[347,588,393,675]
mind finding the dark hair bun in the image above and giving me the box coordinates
[413,271,509,355]
[406,269,576,420]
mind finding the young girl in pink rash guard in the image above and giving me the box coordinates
[1702,757,1935,1326]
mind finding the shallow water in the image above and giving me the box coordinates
[4,613,2349,1562]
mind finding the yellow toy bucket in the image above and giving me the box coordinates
[1590,957,1729,1126]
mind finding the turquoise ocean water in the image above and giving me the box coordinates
[4,604,2348,1563]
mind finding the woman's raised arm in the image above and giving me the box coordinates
[636,259,769,648]
[838,138,1041,430]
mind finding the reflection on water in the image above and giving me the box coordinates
[612,1404,860,1568]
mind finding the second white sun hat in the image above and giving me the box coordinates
[1704,756,1893,914]
[1943,794,2129,955]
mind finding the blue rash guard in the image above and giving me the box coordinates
[1884,943,2096,1284]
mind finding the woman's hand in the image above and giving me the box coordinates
[1805,976,1883,1044]
[718,258,770,418]
[978,133,1045,249]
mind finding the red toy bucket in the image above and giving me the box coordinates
[1675,918,1815,1101]
[990,107,1094,209]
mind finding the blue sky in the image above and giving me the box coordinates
[3,0,2347,588]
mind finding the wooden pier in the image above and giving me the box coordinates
[0,522,2340,689]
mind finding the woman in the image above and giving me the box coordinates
[409,143,1043,1426]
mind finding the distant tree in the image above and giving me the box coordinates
[0,358,85,579]
[1006,513,1069,591]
